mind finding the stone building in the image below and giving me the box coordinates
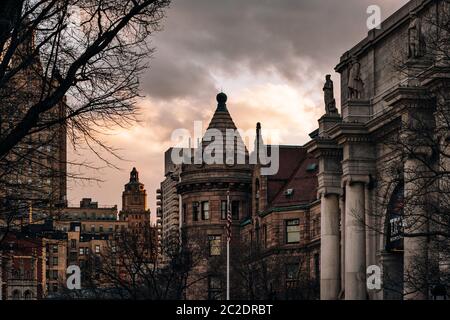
[0,233,46,300]
[241,138,321,300]
[170,93,321,300]
[177,93,253,299]
[307,0,450,300]
[119,168,152,231]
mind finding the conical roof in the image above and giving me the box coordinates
[201,93,248,161]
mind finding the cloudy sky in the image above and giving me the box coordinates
[69,0,409,221]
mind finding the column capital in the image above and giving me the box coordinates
[342,174,371,187]
[318,187,342,198]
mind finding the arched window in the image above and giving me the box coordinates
[24,290,33,300]
[12,290,21,300]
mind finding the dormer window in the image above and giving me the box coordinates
[284,188,294,197]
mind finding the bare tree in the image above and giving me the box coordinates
[368,0,450,299]
[64,227,205,300]
[0,0,171,242]
[229,238,319,300]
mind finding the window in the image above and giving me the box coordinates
[95,245,100,254]
[99,225,104,232]
[231,201,239,220]
[79,248,84,255]
[52,270,58,280]
[12,290,20,300]
[109,225,113,232]
[24,290,33,300]
[193,202,199,221]
[208,235,221,256]
[286,219,300,244]
[201,201,210,220]
[52,257,58,266]
[70,239,77,249]
[314,253,320,284]
[220,201,227,220]
[91,225,95,232]
[286,264,299,281]
[52,245,58,253]
[69,252,77,262]
[208,276,222,300]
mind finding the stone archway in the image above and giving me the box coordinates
[382,183,404,300]
[11,289,21,300]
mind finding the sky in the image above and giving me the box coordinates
[68,0,409,222]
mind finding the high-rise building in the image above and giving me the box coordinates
[158,148,182,254]
[0,29,67,222]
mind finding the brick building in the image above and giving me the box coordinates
[160,93,321,300]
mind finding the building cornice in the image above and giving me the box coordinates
[335,0,433,73]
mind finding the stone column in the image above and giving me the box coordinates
[320,192,340,300]
[345,181,367,300]
[403,156,429,300]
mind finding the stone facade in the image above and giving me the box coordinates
[119,168,152,231]
[307,0,450,300]
[171,93,321,300]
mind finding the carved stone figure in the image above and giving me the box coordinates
[323,74,338,115]
[348,56,364,99]
[408,13,425,58]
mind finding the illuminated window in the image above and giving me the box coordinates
[208,235,221,256]
[286,219,300,244]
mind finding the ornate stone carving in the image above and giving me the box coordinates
[323,74,338,115]
[408,12,425,59]
[348,56,364,99]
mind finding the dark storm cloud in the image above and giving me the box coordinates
[141,0,409,100]
[72,0,410,215]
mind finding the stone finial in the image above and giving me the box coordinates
[216,92,228,111]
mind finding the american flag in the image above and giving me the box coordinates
[226,191,232,242]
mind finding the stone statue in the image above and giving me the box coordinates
[408,12,425,58]
[348,56,364,99]
[323,74,338,115]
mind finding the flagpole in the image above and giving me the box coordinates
[227,232,230,300]
[226,191,230,301]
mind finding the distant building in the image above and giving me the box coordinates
[0,28,67,222]
[1,233,46,300]
[119,168,151,231]
[158,148,182,255]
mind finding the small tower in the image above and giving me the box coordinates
[119,168,151,229]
